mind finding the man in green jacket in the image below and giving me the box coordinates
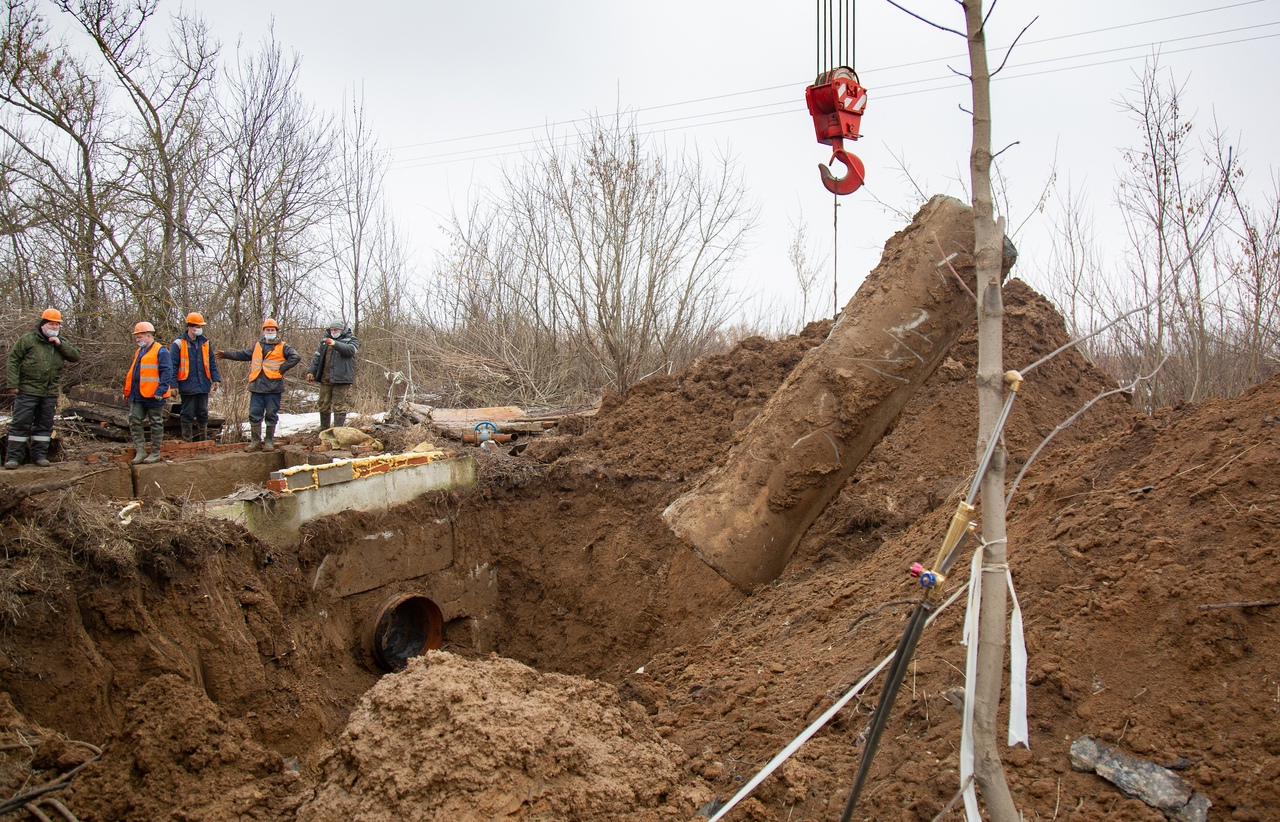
[5,308,81,468]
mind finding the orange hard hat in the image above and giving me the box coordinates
[40,308,62,323]
[185,312,206,326]
[133,321,155,334]
[262,318,279,330]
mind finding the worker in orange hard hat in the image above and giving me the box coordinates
[170,312,221,442]
[124,321,174,464]
[4,308,81,469]
[216,318,300,452]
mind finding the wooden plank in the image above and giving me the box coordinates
[430,406,528,424]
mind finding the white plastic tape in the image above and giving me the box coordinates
[1006,569,1029,748]
[960,546,983,821]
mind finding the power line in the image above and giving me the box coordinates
[385,0,1270,159]
[388,25,1280,172]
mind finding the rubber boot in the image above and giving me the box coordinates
[3,439,24,469]
[142,420,164,463]
[197,424,209,443]
[181,421,194,442]
[244,422,263,452]
[262,424,277,452]
[319,411,331,431]
[29,439,50,468]
[130,429,147,464]
[333,413,347,429]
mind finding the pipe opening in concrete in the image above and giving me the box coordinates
[367,594,443,671]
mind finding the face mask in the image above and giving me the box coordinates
[137,339,150,348]
[264,332,277,342]
[329,329,341,339]
[42,326,59,338]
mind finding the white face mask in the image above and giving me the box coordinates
[137,338,151,348]
[264,332,277,342]
[42,326,59,338]
[329,329,341,338]
[191,327,204,337]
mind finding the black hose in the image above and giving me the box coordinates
[837,599,933,822]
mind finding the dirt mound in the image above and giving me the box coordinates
[300,651,706,821]
[528,320,830,481]
[66,675,309,821]
[634,371,1280,821]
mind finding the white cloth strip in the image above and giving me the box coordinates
[1006,569,1029,748]
[961,546,983,821]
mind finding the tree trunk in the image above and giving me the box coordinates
[963,2,1018,819]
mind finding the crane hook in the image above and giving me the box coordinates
[818,139,866,196]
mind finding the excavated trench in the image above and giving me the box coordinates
[2,206,1277,819]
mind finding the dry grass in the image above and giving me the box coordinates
[471,448,549,489]
[0,490,260,627]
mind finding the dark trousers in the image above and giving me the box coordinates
[6,393,56,462]
[129,402,165,449]
[248,392,281,424]
[179,392,210,425]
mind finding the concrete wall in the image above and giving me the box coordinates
[133,451,286,499]
[208,454,491,652]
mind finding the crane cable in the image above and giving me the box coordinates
[817,0,857,317]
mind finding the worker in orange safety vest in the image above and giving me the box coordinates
[124,321,174,464]
[216,318,300,452]
[171,312,221,442]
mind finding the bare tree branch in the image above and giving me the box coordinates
[884,0,965,36]
[990,15,1036,77]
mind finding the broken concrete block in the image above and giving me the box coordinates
[1069,735,1210,822]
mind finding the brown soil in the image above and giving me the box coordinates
[0,276,1277,822]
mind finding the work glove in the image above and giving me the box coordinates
[306,374,315,382]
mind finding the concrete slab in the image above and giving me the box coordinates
[210,455,475,547]
[312,517,456,598]
[0,460,133,499]
[134,451,286,500]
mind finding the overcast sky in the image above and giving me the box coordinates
[192,0,1279,323]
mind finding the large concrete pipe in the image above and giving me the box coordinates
[363,593,444,671]
[662,195,1014,591]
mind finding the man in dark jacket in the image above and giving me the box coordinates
[4,308,81,468]
[124,321,174,464]
[171,312,221,442]
[305,318,359,430]
[216,318,301,452]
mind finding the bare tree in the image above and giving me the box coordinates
[209,28,335,327]
[1041,178,1103,341]
[960,4,1019,818]
[0,0,120,333]
[56,0,219,322]
[329,87,386,336]
[438,111,754,397]
[787,217,828,330]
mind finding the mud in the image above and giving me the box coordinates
[0,266,1277,822]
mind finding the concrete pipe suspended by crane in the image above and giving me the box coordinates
[662,195,1017,591]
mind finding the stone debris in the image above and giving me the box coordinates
[1069,735,1211,822]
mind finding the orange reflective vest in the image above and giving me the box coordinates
[249,342,286,382]
[177,338,212,381]
[123,342,172,400]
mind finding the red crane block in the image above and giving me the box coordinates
[805,67,867,145]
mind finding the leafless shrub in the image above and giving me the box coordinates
[1040,58,1279,410]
